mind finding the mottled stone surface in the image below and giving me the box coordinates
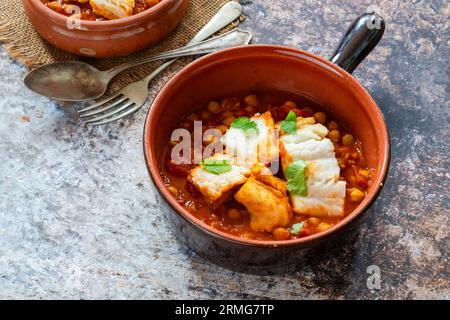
[0,0,448,299]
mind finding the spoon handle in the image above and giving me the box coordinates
[188,1,243,45]
[330,12,385,74]
[139,1,243,85]
[105,2,244,80]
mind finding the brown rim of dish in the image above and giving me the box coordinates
[143,45,391,248]
[33,0,177,27]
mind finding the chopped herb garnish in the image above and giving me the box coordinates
[290,222,304,235]
[202,158,232,175]
[281,111,297,134]
[230,117,259,133]
[286,160,308,196]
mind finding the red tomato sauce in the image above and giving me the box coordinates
[161,92,372,241]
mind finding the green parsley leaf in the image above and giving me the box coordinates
[230,117,259,133]
[286,160,308,196]
[281,111,297,134]
[289,222,304,235]
[202,158,232,175]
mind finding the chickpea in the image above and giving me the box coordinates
[207,101,222,114]
[167,185,179,196]
[349,188,365,203]
[284,101,297,108]
[359,169,370,179]
[317,223,332,232]
[273,227,291,240]
[199,110,211,120]
[227,208,241,220]
[342,133,355,146]
[244,95,258,107]
[313,112,327,124]
[216,125,228,134]
[327,121,339,130]
[328,129,341,142]
[222,116,236,126]
[307,217,321,227]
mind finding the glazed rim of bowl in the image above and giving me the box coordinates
[144,45,391,248]
[33,0,176,28]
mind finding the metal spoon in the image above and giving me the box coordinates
[24,29,252,102]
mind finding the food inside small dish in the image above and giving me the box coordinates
[41,0,161,21]
[162,93,372,241]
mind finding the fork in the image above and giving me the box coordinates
[78,1,243,126]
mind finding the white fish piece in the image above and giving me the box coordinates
[280,123,329,144]
[306,158,341,182]
[306,178,346,199]
[221,111,278,166]
[188,154,251,207]
[89,0,135,20]
[234,174,292,232]
[280,117,346,217]
[290,195,345,217]
[220,124,258,165]
[282,138,336,164]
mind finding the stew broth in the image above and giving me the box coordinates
[161,92,372,241]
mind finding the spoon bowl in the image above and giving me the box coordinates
[24,61,108,101]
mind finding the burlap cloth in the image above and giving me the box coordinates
[0,0,243,94]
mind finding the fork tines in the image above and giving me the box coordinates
[78,94,136,125]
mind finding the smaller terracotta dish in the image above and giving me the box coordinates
[22,0,189,58]
[144,13,390,273]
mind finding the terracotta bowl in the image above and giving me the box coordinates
[143,14,390,273]
[22,0,189,58]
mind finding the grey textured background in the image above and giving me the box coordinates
[0,0,449,299]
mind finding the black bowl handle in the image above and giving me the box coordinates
[330,13,385,74]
